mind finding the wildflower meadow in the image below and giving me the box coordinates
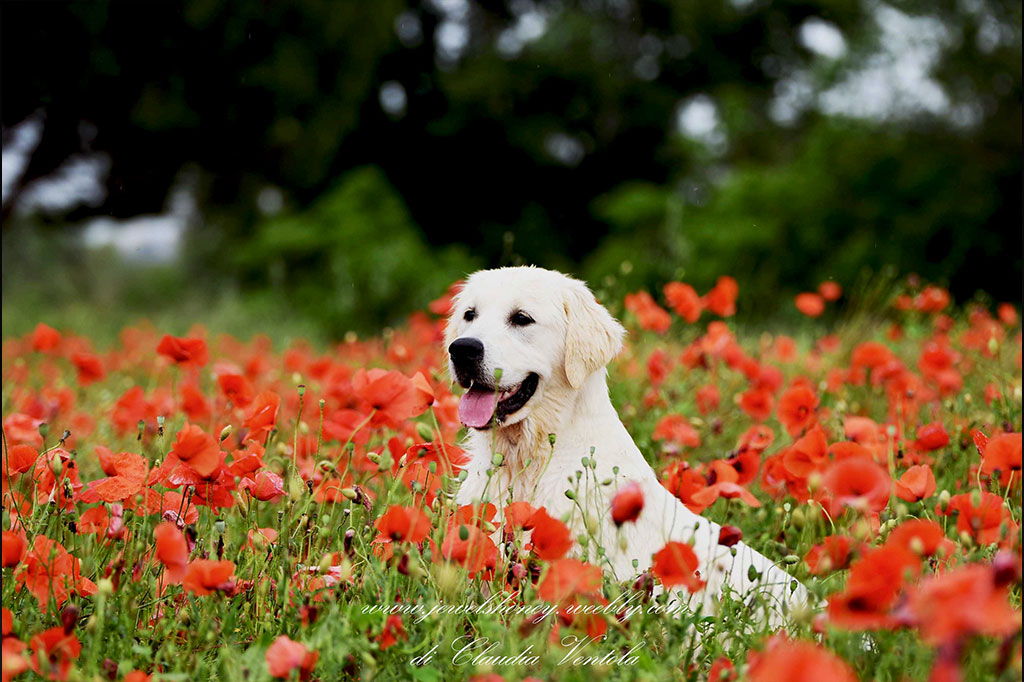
[2,275,1021,682]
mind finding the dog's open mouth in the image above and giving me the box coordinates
[457,373,539,429]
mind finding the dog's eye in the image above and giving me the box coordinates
[463,309,476,322]
[509,311,535,327]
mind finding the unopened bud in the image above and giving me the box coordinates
[219,425,233,442]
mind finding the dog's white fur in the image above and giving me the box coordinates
[448,266,809,625]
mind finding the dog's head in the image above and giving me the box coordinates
[445,267,625,429]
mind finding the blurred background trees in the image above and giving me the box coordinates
[2,0,1020,338]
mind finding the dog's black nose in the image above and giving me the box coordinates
[448,337,484,365]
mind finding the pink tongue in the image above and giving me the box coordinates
[458,389,497,428]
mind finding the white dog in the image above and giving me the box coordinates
[447,266,809,626]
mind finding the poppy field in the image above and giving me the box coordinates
[2,275,1021,682]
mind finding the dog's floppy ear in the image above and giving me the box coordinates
[563,281,626,389]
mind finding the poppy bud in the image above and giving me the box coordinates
[219,425,233,442]
[416,422,434,441]
[60,604,80,634]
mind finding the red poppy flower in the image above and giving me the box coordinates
[266,635,318,680]
[169,423,222,479]
[351,369,432,428]
[528,508,573,560]
[738,386,774,422]
[795,293,825,318]
[3,413,44,448]
[2,530,26,568]
[217,372,255,407]
[915,422,950,451]
[996,303,1018,326]
[695,384,720,415]
[652,414,701,449]
[237,470,285,502]
[428,280,464,316]
[243,391,281,444]
[782,424,829,479]
[850,341,893,369]
[651,541,705,592]
[885,519,950,558]
[29,627,81,682]
[804,536,854,575]
[777,384,819,437]
[154,522,190,583]
[70,352,105,386]
[737,424,775,454]
[611,482,645,526]
[718,525,742,547]
[690,481,762,509]
[5,443,38,475]
[624,291,672,333]
[440,522,498,577]
[183,559,235,596]
[375,614,407,651]
[455,503,497,529]
[663,281,703,322]
[79,452,148,503]
[179,382,211,422]
[645,348,670,387]
[374,505,432,544]
[661,461,712,513]
[537,558,603,603]
[914,285,950,313]
[827,545,919,629]
[702,276,739,317]
[247,527,278,551]
[503,501,538,529]
[905,564,1020,646]
[818,281,842,301]
[821,458,891,517]
[30,323,62,352]
[156,334,208,368]
[980,432,1021,484]
[894,465,937,502]
[747,636,856,682]
[944,492,1015,546]
[14,536,96,610]
[709,657,737,682]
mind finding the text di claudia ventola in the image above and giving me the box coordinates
[361,591,682,667]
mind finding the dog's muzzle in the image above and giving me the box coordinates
[449,337,484,388]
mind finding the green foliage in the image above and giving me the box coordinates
[235,166,481,336]
[585,118,1022,312]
